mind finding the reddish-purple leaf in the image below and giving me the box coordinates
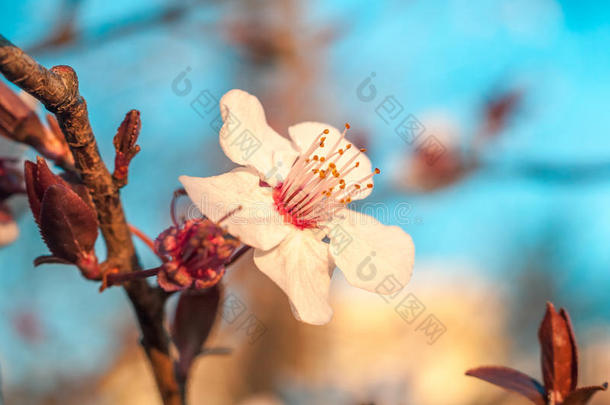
[24,160,43,223]
[34,255,73,266]
[24,158,70,224]
[465,366,546,405]
[562,383,608,405]
[539,302,578,398]
[39,184,98,262]
[171,285,220,382]
[559,307,579,393]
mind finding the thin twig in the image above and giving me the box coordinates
[105,266,161,288]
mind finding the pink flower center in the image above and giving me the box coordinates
[272,124,379,230]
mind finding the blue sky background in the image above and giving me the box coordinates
[1,0,609,396]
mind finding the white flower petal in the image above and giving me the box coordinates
[288,122,374,200]
[253,229,334,325]
[328,209,414,294]
[179,167,293,250]
[218,89,298,185]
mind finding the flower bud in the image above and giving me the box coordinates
[0,82,73,167]
[112,110,141,188]
[24,157,100,278]
[155,219,240,292]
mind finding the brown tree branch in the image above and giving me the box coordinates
[0,35,182,405]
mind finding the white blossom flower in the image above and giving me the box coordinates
[180,89,415,324]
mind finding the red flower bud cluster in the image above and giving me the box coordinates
[24,157,100,279]
[155,218,240,292]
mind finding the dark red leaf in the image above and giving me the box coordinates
[559,307,579,393]
[39,184,98,262]
[24,157,70,224]
[465,366,546,405]
[24,160,42,223]
[171,285,220,382]
[35,156,67,193]
[59,171,95,211]
[562,383,608,405]
[34,255,73,266]
[539,302,578,398]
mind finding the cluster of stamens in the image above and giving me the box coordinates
[272,124,380,230]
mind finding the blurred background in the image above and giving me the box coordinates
[1,0,609,404]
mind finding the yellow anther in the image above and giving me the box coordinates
[329,163,336,169]
[340,184,346,189]
[323,129,329,134]
[313,155,319,161]
[355,184,361,189]
[346,144,352,149]
[355,162,360,167]
[345,123,351,129]
[367,183,373,188]
[339,179,345,184]
[360,148,367,152]
[374,168,381,174]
